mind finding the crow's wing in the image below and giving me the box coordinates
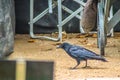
[69,45,100,59]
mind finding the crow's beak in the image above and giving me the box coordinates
[56,45,61,49]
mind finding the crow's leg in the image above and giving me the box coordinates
[83,60,88,68]
[73,64,79,69]
[85,60,87,67]
[72,60,80,69]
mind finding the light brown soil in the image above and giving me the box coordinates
[8,33,120,80]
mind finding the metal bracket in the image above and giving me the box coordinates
[29,0,85,41]
[108,9,120,34]
[29,0,62,41]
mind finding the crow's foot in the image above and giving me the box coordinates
[69,65,79,69]
[82,66,91,69]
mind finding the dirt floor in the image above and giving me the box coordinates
[8,33,120,80]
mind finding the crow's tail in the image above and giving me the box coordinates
[100,57,108,62]
[95,56,108,62]
[89,55,108,62]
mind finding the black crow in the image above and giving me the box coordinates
[57,42,107,69]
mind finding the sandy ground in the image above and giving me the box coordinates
[8,33,120,80]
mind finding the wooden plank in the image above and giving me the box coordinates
[16,59,26,80]
[0,60,16,80]
[26,61,54,80]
